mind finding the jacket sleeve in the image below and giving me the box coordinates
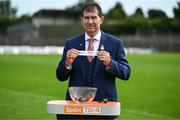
[106,40,131,80]
[56,41,71,81]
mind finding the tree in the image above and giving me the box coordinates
[173,2,180,19]
[132,8,144,17]
[10,7,17,18]
[148,9,167,19]
[0,0,17,17]
[66,0,95,12]
[107,2,126,20]
[0,16,9,34]
[0,0,10,16]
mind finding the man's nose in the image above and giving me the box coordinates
[88,18,93,23]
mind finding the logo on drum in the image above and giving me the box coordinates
[64,106,101,114]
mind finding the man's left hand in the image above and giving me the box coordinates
[97,51,111,66]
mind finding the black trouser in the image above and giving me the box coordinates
[56,114,117,120]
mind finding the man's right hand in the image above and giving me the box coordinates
[65,49,79,65]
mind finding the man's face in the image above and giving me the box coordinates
[81,9,104,37]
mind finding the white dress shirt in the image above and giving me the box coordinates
[66,31,102,70]
[85,31,101,51]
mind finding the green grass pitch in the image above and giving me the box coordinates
[0,53,180,119]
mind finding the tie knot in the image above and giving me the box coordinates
[88,38,94,43]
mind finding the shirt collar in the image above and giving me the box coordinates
[85,30,101,41]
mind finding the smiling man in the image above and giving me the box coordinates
[56,2,131,119]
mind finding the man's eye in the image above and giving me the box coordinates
[91,16,97,19]
[84,17,89,19]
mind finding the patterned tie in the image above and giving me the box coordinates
[87,38,94,62]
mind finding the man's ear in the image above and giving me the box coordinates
[100,16,104,24]
[80,17,83,24]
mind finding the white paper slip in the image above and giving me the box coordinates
[79,51,97,56]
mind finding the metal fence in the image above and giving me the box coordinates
[0,33,180,52]
[121,33,180,52]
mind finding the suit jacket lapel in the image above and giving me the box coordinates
[78,33,86,79]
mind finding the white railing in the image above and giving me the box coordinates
[0,46,153,55]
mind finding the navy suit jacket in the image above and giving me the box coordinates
[56,32,131,102]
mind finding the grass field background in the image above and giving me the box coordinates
[0,53,180,119]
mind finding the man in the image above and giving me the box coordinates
[56,3,131,119]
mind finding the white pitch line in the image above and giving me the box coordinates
[1,88,178,119]
[1,87,57,99]
[124,109,178,120]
